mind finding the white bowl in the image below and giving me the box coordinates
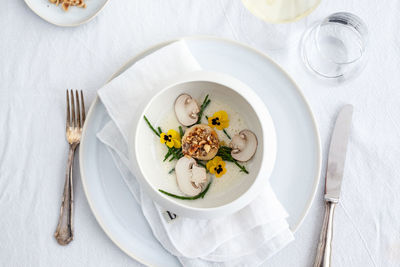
[130,71,276,219]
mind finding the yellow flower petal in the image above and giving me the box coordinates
[207,156,226,177]
[207,116,215,128]
[220,120,229,129]
[160,133,167,144]
[216,168,227,177]
[214,161,227,178]
[215,124,224,131]
[167,129,180,140]
[215,170,224,178]
[165,140,174,148]
[208,111,229,130]
[160,129,181,148]
[206,160,214,171]
[173,139,181,149]
[207,156,220,172]
[215,110,228,121]
[213,156,223,164]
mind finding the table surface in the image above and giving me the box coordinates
[1,1,399,266]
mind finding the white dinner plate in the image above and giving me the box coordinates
[24,0,109,27]
[80,36,321,266]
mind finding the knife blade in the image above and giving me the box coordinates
[314,105,354,267]
[324,105,354,202]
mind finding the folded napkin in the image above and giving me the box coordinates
[97,41,294,266]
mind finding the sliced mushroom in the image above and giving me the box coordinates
[175,156,207,196]
[174,94,200,126]
[191,164,207,187]
[229,129,258,162]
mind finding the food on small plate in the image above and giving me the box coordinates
[49,0,86,11]
[144,93,258,200]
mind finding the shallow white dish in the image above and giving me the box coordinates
[132,71,276,219]
[80,36,321,266]
[24,0,109,27]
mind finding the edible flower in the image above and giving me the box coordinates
[160,129,181,148]
[208,110,229,130]
[206,156,227,178]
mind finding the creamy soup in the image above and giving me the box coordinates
[155,96,249,196]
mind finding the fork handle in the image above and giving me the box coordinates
[314,201,336,267]
[54,145,76,245]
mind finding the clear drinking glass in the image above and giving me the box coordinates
[301,12,368,82]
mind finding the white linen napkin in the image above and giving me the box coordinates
[96,40,294,266]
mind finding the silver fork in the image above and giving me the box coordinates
[54,90,85,245]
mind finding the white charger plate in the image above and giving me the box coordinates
[24,0,109,27]
[80,36,321,266]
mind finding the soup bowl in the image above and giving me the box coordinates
[130,71,276,219]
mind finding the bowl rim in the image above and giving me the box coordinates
[130,70,277,218]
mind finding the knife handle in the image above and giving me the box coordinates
[314,201,336,267]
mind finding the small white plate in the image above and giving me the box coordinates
[80,36,321,266]
[24,0,109,27]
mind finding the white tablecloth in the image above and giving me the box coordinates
[1,0,399,266]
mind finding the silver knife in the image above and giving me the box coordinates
[314,105,354,267]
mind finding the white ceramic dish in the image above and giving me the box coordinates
[80,36,321,266]
[132,71,276,219]
[24,0,109,27]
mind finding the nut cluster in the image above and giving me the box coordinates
[182,126,218,159]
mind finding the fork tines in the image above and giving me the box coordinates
[66,89,85,129]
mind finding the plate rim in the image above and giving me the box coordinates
[24,0,110,27]
[79,35,322,265]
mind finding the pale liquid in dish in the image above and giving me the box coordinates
[155,97,250,198]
